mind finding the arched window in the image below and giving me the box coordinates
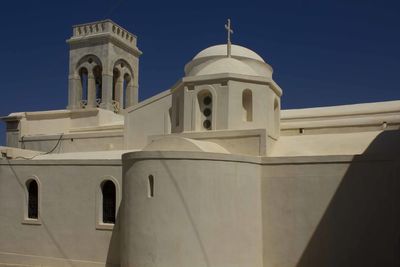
[27,180,38,219]
[112,68,120,102]
[197,90,213,130]
[102,180,116,224]
[123,73,131,109]
[111,60,134,111]
[79,67,89,106]
[112,68,121,112]
[93,65,102,106]
[74,55,103,109]
[242,89,253,122]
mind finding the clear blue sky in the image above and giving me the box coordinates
[1,0,399,145]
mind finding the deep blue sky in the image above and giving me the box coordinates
[1,0,399,145]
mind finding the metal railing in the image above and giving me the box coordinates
[112,100,120,114]
[79,99,87,109]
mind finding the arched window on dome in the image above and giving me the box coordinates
[197,90,213,131]
[101,180,116,224]
[242,89,253,122]
[26,179,38,219]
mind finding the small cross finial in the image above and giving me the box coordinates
[225,19,234,57]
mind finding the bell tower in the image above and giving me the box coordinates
[66,20,142,113]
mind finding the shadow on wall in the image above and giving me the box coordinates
[106,200,121,267]
[297,130,400,267]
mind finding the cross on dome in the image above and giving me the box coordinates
[225,19,234,57]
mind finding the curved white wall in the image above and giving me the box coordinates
[121,151,263,267]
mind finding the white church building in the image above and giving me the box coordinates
[1,20,399,267]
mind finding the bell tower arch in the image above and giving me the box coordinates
[66,20,142,113]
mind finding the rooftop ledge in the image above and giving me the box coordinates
[172,73,283,97]
[67,19,140,50]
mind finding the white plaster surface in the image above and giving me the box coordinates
[271,131,383,156]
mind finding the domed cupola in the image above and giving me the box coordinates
[184,44,273,78]
[170,20,282,139]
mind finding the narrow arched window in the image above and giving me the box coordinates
[112,68,122,113]
[79,68,89,104]
[27,180,38,219]
[148,175,154,198]
[112,68,120,102]
[102,180,116,224]
[93,65,102,106]
[242,89,253,121]
[123,73,131,109]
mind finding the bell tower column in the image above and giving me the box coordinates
[115,76,124,111]
[67,74,81,109]
[101,72,113,110]
[132,84,139,106]
[125,82,138,108]
[87,73,96,108]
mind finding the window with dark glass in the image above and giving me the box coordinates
[102,180,116,223]
[27,180,38,219]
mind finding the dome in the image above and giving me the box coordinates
[193,44,265,63]
[184,44,273,78]
[190,57,259,76]
[143,136,230,154]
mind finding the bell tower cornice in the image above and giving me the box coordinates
[66,20,142,56]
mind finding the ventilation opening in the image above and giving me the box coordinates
[148,175,154,198]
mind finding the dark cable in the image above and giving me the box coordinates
[11,133,64,160]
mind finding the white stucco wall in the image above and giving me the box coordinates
[1,129,399,267]
[120,130,400,267]
[124,90,172,149]
[121,152,264,267]
[0,160,122,267]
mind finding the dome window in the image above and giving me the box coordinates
[197,90,213,131]
[242,89,253,122]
